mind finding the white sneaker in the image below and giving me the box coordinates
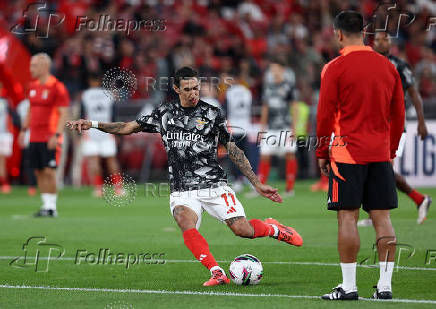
[417,195,432,224]
[357,218,373,227]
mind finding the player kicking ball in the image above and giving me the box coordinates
[67,67,303,286]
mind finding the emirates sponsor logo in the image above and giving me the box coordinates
[167,131,204,142]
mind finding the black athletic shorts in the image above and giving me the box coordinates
[29,142,58,169]
[327,161,398,212]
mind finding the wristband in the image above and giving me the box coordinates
[91,121,99,128]
[55,133,61,137]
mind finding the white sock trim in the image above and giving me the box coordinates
[210,266,225,274]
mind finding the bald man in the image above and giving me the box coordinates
[19,53,70,217]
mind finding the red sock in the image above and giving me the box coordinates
[111,173,122,186]
[94,175,103,187]
[249,219,275,238]
[258,160,270,184]
[320,174,328,185]
[408,190,425,206]
[183,228,218,270]
[286,158,297,192]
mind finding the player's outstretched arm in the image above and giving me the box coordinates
[408,86,428,140]
[66,119,142,135]
[225,142,282,203]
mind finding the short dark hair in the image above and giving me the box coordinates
[333,11,363,35]
[88,72,101,81]
[269,57,286,67]
[174,66,198,87]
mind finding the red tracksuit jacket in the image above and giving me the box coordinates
[316,45,405,164]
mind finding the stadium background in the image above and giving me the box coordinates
[1,1,436,308]
[0,0,435,188]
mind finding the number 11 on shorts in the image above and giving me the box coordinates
[221,193,236,214]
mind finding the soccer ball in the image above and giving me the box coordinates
[229,254,263,285]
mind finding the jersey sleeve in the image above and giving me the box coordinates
[316,62,339,159]
[389,69,406,159]
[55,82,70,107]
[215,107,232,145]
[286,85,295,102]
[136,105,161,133]
[398,61,415,90]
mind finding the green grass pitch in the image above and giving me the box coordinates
[1,181,435,308]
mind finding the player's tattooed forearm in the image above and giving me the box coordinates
[226,216,244,226]
[97,122,127,134]
[226,142,260,187]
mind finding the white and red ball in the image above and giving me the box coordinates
[229,254,263,285]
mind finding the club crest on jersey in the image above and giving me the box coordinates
[195,118,208,130]
[29,90,36,97]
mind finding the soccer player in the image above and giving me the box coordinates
[81,73,120,197]
[317,12,404,300]
[357,31,431,226]
[18,53,70,217]
[249,58,298,197]
[224,70,252,192]
[67,66,303,286]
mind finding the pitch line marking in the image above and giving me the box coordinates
[0,284,435,304]
[1,256,436,271]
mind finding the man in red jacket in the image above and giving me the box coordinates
[317,11,405,301]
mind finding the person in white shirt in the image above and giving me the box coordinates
[224,72,252,192]
[81,73,121,197]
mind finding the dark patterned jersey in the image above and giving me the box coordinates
[388,55,415,95]
[262,81,294,130]
[136,99,231,192]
